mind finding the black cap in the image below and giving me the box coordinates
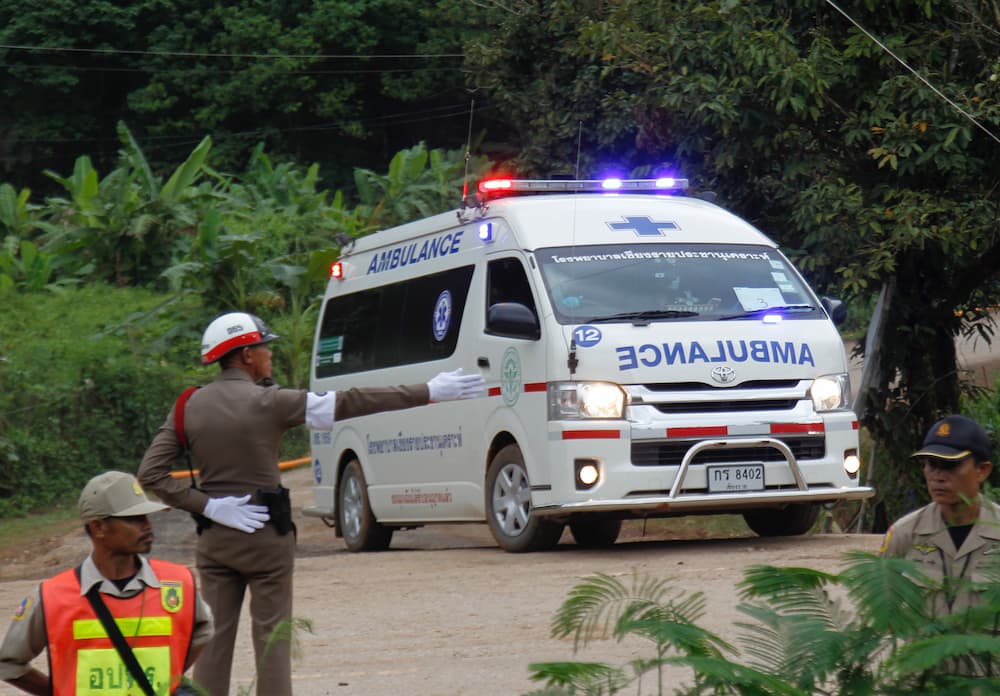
[911,415,992,463]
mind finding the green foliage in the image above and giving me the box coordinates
[0,237,54,292]
[0,133,486,515]
[233,617,314,696]
[0,1,487,190]
[0,183,40,237]
[41,125,216,288]
[527,570,733,695]
[353,141,491,228]
[464,0,1000,529]
[529,553,1000,695]
[181,616,314,696]
[0,285,188,516]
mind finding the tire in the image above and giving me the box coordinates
[569,519,622,548]
[743,503,820,537]
[485,444,564,552]
[338,459,393,552]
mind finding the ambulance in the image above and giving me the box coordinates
[304,177,874,552]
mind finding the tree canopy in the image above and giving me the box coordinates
[463,0,1000,520]
[0,0,998,522]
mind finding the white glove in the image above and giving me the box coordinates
[427,368,486,402]
[203,495,270,533]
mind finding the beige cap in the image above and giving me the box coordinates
[79,471,169,522]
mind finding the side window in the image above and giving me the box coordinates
[316,265,474,378]
[487,257,537,313]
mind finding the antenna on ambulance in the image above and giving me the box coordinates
[457,98,485,223]
[574,121,583,179]
[460,98,476,207]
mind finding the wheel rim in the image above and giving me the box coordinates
[491,461,532,537]
[340,472,363,541]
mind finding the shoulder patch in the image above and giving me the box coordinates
[13,596,32,621]
[878,527,893,555]
[161,581,183,613]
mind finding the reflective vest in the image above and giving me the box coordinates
[39,559,196,695]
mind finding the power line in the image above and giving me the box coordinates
[0,43,464,61]
[4,102,491,151]
[824,0,1000,147]
[0,61,466,76]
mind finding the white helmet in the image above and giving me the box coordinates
[200,312,280,365]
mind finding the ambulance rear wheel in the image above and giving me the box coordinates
[486,444,564,553]
[338,459,393,552]
[742,503,820,537]
[569,519,622,548]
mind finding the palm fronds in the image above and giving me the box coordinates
[526,551,1000,695]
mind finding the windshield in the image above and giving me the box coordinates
[535,243,819,324]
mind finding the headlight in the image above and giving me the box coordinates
[810,373,851,412]
[548,382,627,420]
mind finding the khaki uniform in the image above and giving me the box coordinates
[139,368,428,696]
[880,500,1000,616]
[0,555,213,682]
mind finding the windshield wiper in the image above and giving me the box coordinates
[719,304,815,320]
[585,309,700,325]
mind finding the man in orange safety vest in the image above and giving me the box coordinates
[0,471,214,695]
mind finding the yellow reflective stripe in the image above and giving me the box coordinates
[73,617,173,640]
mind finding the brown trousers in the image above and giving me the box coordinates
[192,523,295,696]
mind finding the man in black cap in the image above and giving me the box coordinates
[880,414,999,615]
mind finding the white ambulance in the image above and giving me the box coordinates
[304,177,874,552]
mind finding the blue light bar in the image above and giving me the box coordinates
[478,177,689,197]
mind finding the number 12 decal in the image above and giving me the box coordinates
[573,325,602,347]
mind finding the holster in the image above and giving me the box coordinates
[258,485,295,536]
[192,512,213,535]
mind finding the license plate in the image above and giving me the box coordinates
[707,464,765,493]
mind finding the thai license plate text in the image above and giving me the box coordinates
[707,464,765,493]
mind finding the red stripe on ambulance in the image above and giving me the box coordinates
[663,423,825,438]
[769,422,824,434]
[562,430,621,440]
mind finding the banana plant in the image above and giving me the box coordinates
[0,184,39,237]
[41,122,215,287]
[0,238,54,292]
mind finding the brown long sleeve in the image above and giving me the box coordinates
[334,384,430,421]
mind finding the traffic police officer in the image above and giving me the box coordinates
[0,471,213,695]
[138,311,483,696]
[880,414,1000,616]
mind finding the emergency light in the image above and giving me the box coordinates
[478,177,689,198]
[329,261,343,279]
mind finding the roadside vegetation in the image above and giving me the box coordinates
[0,132,488,516]
[525,551,1000,695]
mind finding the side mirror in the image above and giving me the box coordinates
[486,302,540,340]
[821,296,847,326]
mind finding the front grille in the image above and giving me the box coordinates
[651,398,799,414]
[631,436,826,467]
[641,379,801,391]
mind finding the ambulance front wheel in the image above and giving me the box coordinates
[486,444,564,553]
[742,503,820,537]
[338,459,393,552]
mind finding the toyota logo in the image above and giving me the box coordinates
[711,366,736,384]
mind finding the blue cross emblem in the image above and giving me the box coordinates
[607,216,679,236]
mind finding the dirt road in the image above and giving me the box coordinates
[0,467,883,696]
